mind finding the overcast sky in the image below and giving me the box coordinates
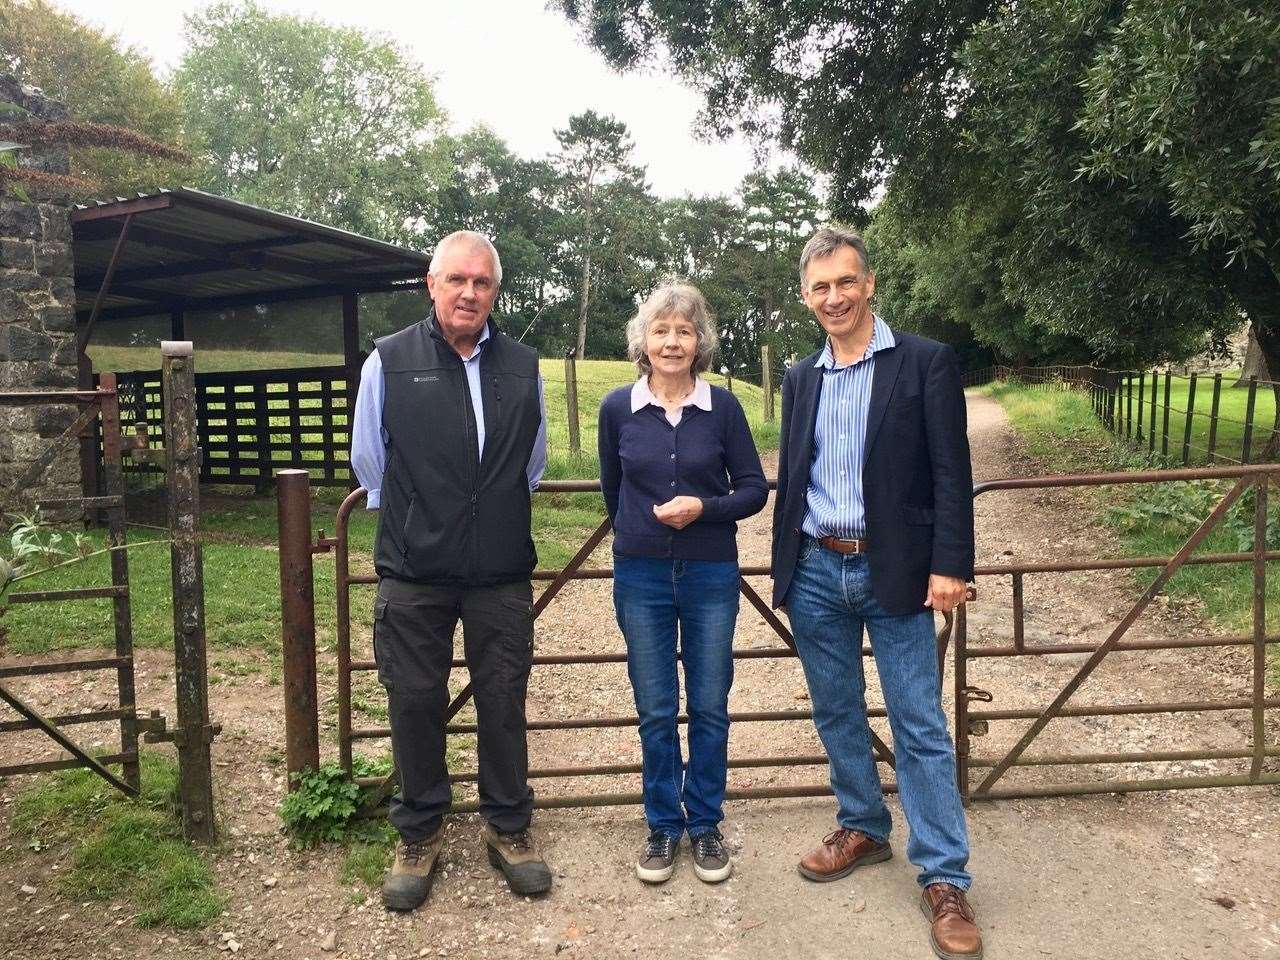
[52,0,790,199]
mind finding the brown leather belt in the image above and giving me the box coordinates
[817,536,868,555]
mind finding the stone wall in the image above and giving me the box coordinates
[0,74,81,511]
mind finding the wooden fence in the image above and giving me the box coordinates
[106,365,354,489]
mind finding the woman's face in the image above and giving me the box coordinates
[645,313,699,380]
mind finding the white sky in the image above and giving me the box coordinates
[51,0,791,199]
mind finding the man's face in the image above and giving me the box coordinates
[426,243,499,344]
[801,245,876,341]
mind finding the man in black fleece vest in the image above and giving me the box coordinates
[351,231,550,911]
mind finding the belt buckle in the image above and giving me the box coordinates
[844,538,862,554]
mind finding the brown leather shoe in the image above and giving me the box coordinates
[920,883,983,960]
[796,828,892,882]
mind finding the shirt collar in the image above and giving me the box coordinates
[631,376,713,414]
[815,315,896,369]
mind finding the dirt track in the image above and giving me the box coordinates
[2,391,1278,959]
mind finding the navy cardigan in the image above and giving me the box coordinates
[598,384,768,561]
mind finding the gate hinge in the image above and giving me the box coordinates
[311,529,336,554]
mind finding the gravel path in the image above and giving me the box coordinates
[1,391,1277,959]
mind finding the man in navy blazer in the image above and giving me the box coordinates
[771,226,981,960]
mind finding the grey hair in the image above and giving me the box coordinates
[429,230,503,285]
[626,282,719,377]
[798,225,871,289]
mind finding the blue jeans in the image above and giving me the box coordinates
[786,539,972,889]
[613,555,739,838]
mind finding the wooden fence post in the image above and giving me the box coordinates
[762,343,775,422]
[1207,372,1223,461]
[1182,374,1198,465]
[564,348,581,455]
[1242,376,1258,464]
[161,341,217,844]
[1161,370,1172,458]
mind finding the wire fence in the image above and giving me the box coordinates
[966,365,1280,466]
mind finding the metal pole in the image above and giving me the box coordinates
[1252,476,1267,779]
[161,340,217,843]
[277,469,319,786]
[1161,370,1172,458]
[1243,376,1258,463]
[1135,372,1145,443]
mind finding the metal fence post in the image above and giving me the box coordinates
[277,469,319,786]
[1148,370,1158,455]
[1161,370,1172,458]
[161,341,217,844]
[1136,372,1145,443]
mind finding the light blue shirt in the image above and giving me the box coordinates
[802,315,896,540]
[350,321,548,509]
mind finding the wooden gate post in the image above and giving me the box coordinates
[161,341,217,844]
[762,343,775,422]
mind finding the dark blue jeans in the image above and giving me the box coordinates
[613,556,739,838]
[787,539,972,889]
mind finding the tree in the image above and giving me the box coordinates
[554,0,995,219]
[174,0,448,244]
[551,110,646,358]
[0,0,193,193]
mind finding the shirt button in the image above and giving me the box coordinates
[670,453,676,459]
[670,481,676,487]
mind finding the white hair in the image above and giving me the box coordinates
[626,281,719,376]
[428,230,503,285]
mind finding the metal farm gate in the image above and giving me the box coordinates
[276,466,1279,811]
[1,343,218,842]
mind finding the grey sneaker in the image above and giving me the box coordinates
[691,829,732,883]
[636,830,679,884]
[483,824,553,896]
[382,828,444,911]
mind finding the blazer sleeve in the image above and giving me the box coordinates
[922,345,975,580]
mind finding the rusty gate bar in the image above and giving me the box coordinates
[277,469,319,784]
[99,372,141,792]
[957,463,1280,803]
[161,341,217,843]
[0,382,141,794]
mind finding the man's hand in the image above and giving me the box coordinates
[653,496,704,530]
[924,574,967,613]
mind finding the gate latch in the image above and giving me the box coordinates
[311,529,336,555]
[959,687,993,737]
[138,708,222,747]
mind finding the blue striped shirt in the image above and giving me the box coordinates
[801,316,897,540]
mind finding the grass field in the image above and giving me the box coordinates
[986,381,1280,685]
[2,356,778,655]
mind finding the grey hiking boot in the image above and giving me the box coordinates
[636,829,679,884]
[382,828,444,911]
[482,824,552,896]
[691,828,732,883]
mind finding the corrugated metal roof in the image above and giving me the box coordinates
[72,188,430,321]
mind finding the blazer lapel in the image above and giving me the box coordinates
[864,337,905,455]
[795,358,823,464]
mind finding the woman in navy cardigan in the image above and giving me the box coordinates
[598,282,767,885]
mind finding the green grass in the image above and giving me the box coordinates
[9,752,224,928]
[986,381,1280,686]
[88,345,342,374]
[339,824,397,888]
